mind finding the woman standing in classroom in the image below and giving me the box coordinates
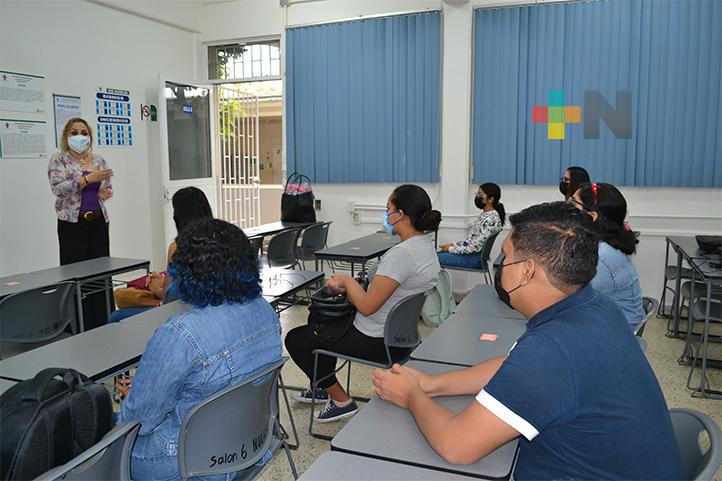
[48,117,114,328]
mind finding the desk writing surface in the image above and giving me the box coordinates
[332,360,518,480]
[298,452,475,481]
[411,314,526,366]
[0,322,145,382]
[244,221,313,239]
[29,257,149,281]
[0,273,47,298]
[0,301,188,382]
[315,233,399,259]
[260,269,323,298]
[0,258,149,298]
[667,236,722,279]
[454,285,526,320]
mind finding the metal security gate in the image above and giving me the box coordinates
[215,85,260,229]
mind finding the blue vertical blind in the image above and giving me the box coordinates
[472,0,722,187]
[286,12,441,183]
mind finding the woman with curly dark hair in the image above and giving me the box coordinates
[285,184,441,422]
[108,187,213,322]
[118,218,281,481]
[570,182,644,328]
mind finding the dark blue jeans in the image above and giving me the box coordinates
[107,307,153,323]
[437,252,482,269]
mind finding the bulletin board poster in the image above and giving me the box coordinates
[53,94,81,148]
[0,70,45,113]
[0,119,47,159]
[95,87,132,147]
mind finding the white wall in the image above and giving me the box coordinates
[197,0,722,304]
[0,0,198,276]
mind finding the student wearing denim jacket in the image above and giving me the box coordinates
[118,219,282,481]
[570,183,644,329]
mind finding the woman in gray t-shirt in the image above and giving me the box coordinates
[285,184,441,423]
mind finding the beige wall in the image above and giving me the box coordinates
[259,117,283,185]
[259,186,283,224]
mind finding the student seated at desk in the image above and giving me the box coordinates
[117,219,281,481]
[570,182,644,329]
[372,202,681,481]
[285,184,441,422]
[437,183,504,269]
[108,187,212,322]
[558,165,590,201]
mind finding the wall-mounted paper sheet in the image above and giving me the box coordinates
[53,94,81,147]
[0,119,47,158]
[0,70,45,113]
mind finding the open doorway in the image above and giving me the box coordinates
[208,38,284,226]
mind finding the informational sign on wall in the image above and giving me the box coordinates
[95,87,132,147]
[0,119,47,158]
[0,70,45,113]
[53,94,81,148]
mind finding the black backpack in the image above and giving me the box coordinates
[0,368,113,480]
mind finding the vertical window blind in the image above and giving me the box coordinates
[472,0,721,187]
[286,12,441,183]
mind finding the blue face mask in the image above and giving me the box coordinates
[382,210,401,236]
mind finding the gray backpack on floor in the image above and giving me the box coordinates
[421,269,456,327]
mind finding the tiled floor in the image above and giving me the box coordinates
[257,300,722,481]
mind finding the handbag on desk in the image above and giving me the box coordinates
[281,172,316,223]
[114,271,167,308]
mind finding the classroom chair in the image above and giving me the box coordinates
[177,357,298,481]
[670,408,722,481]
[0,282,76,359]
[441,232,500,284]
[34,422,140,481]
[309,293,426,440]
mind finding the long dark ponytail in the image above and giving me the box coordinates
[480,182,506,225]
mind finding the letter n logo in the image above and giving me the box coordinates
[583,90,632,139]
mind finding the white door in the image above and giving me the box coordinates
[215,85,261,229]
[158,77,218,248]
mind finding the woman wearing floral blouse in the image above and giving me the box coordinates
[438,183,505,269]
[48,118,113,328]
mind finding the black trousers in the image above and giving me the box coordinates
[57,218,111,330]
[285,324,409,390]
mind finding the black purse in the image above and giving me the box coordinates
[307,287,357,342]
[281,173,316,223]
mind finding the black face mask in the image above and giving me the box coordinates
[494,253,526,309]
[474,196,487,210]
[494,261,511,307]
[559,181,569,196]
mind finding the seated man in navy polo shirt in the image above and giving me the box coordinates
[373,201,681,480]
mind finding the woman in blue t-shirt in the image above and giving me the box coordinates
[570,182,645,328]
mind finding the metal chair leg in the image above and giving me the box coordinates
[282,441,298,479]
[309,352,333,441]
[278,373,299,449]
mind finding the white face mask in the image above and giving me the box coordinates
[68,134,90,154]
